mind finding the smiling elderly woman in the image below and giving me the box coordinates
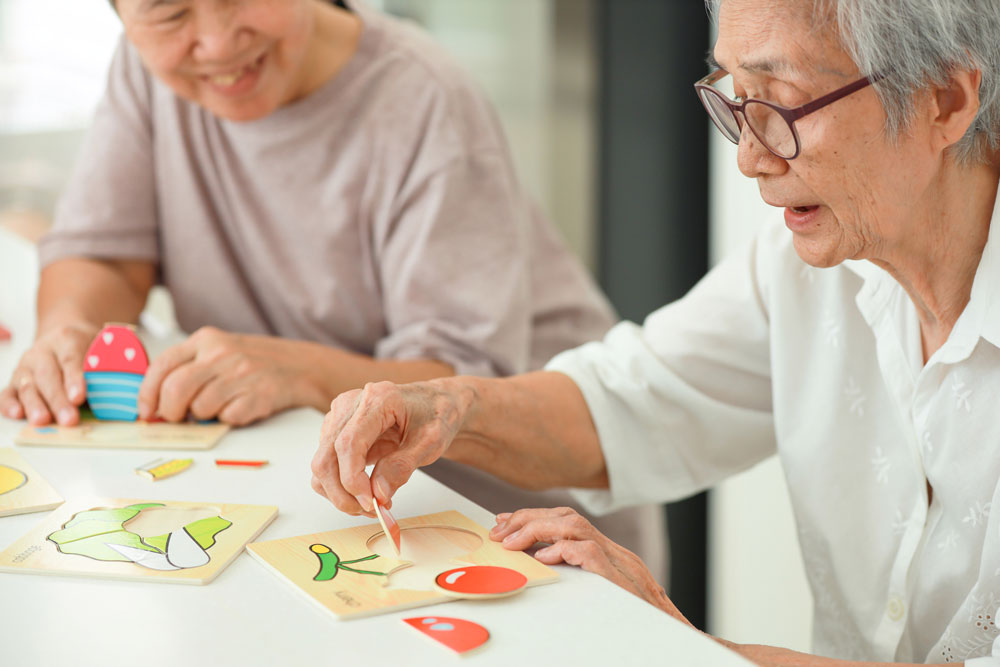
[309,0,1000,664]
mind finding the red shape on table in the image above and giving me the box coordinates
[374,498,401,556]
[434,565,527,596]
[84,325,149,374]
[403,616,489,654]
[0,324,10,341]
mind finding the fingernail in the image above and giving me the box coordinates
[535,546,552,557]
[490,521,508,535]
[137,402,149,420]
[6,406,18,418]
[58,408,74,424]
[361,494,374,512]
[375,479,390,502]
[496,513,512,522]
[67,385,79,401]
[502,530,521,545]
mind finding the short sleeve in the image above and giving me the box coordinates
[373,150,532,377]
[547,232,778,514]
[38,37,159,268]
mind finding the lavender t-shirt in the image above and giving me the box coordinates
[40,4,615,377]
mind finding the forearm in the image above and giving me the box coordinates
[37,258,153,335]
[720,639,935,666]
[443,371,608,490]
[293,341,455,411]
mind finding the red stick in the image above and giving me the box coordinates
[214,459,269,467]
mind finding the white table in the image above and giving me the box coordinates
[0,228,749,666]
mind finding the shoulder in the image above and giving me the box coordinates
[350,3,507,155]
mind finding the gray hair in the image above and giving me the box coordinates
[706,0,1000,165]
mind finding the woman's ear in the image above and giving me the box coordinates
[929,68,982,153]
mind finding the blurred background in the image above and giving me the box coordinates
[0,0,810,650]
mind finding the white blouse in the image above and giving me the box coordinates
[548,194,1000,664]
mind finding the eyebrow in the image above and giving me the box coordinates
[141,0,183,11]
[709,51,800,77]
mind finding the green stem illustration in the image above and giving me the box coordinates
[310,544,387,581]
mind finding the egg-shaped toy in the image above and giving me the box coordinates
[83,324,149,421]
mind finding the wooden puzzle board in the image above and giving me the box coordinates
[246,510,558,620]
[13,417,230,450]
[0,447,63,517]
[0,497,277,585]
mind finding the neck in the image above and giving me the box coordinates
[870,158,1000,362]
[287,1,362,105]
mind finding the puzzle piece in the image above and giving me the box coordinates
[434,565,528,598]
[404,616,489,654]
[83,324,149,421]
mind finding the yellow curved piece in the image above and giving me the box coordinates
[0,464,27,496]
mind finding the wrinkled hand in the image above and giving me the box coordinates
[311,380,471,517]
[491,507,692,626]
[138,326,308,426]
[0,322,97,425]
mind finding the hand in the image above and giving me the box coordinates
[138,327,313,426]
[310,379,472,517]
[490,507,693,626]
[0,322,97,425]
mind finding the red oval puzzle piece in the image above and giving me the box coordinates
[434,565,527,597]
[403,616,489,654]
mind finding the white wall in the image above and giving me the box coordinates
[706,133,814,651]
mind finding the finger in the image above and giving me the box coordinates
[138,341,197,420]
[311,474,364,516]
[16,377,54,426]
[216,393,269,427]
[369,446,424,505]
[30,352,78,425]
[312,404,370,516]
[191,378,236,422]
[0,385,25,419]
[500,512,596,551]
[490,506,577,541]
[535,540,618,580]
[154,360,217,422]
[51,334,87,407]
[333,385,406,511]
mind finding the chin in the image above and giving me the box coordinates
[202,99,278,123]
[791,234,847,269]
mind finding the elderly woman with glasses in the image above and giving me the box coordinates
[310,0,1000,663]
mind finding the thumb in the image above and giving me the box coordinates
[370,450,421,505]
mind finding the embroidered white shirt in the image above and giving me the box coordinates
[548,194,1000,664]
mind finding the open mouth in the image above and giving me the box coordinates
[202,53,266,90]
[790,205,819,214]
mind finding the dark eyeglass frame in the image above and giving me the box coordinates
[694,68,883,160]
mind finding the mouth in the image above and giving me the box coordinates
[788,205,820,214]
[200,53,267,92]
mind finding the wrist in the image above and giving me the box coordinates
[286,339,345,411]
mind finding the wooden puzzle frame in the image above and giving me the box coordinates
[13,418,230,451]
[246,510,557,620]
[0,497,277,584]
[0,448,63,517]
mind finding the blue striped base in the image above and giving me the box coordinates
[84,371,143,422]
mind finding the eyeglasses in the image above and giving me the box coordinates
[694,69,881,160]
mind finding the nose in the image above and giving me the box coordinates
[735,123,788,179]
[192,4,253,63]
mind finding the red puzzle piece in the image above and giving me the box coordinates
[404,616,489,654]
[84,325,149,374]
[374,498,401,556]
[434,565,527,597]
